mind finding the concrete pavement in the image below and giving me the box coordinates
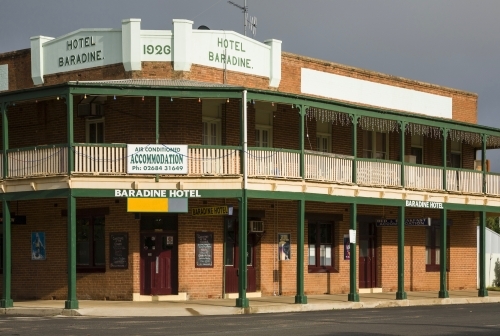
[1,290,500,317]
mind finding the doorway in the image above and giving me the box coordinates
[224,217,257,293]
[359,222,377,288]
[139,215,178,296]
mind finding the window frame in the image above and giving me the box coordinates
[308,221,337,273]
[76,214,106,273]
[202,117,222,145]
[449,140,462,168]
[255,126,272,148]
[86,117,105,143]
[410,135,424,164]
[425,225,450,272]
[255,109,273,148]
[362,130,389,160]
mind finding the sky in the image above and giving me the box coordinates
[1,0,500,168]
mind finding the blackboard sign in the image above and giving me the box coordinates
[109,232,129,269]
[195,231,213,268]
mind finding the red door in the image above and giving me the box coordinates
[359,223,377,288]
[140,233,178,295]
[224,217,256,293]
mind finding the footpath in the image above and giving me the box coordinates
[1,290,499,317]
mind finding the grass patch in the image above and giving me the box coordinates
[486,287,500,291]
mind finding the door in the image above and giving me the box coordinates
[140,233,178,295]
[359,223,377,288]
[224,217,256,293]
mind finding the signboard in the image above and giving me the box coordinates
[191,206,232,216]
[127,198,188,213]
[127,144,188,174]
[405,200,444,209]
[349,229,356,244]
[343,234,350,260]
[31,232,46,261]
[195,232,213,268]
[376,218,432,227]
[278,233,291,261]
[109,232,129,269]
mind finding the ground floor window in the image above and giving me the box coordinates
[426,226,450,272]
[77,215,105,272]
[308,222,336,273]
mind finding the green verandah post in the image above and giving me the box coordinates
[397,121,407,300]
[348,203,359,302]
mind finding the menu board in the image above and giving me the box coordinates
[195,232,213,268]
[109,232,128,269]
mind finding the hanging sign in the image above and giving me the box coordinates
[376,218,432,227]
[127,144,188,174]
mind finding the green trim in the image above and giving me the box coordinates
[247,147,301,154]
[6,143,67,153]
[438,208,449,299]
[352,115,357,184]
[73,143,126,148]
[69,86,244,99]
[356,157,402,164]
[236,192,249,308]
[188,145,241,150]
[299,105,306,179]
[482,135,487,194]
[70,188,243,198]
[400,121,406,196]
[67,92,74,174]
[2,103,8,179]
[1,200,13,308]
[396,206,407,300]
[478,211,488,297]
[65,194,79,309]
[1,189,69,201]
[446,167,482,174]
[348,203,359,302]
[295,198,307,304]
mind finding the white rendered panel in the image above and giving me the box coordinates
[191,30,270,78]
[43,29,122,75]
[0,64,7,91]
[301,68,453,119]
[141,30,173,62]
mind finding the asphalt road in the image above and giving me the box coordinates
[1,303,500,335]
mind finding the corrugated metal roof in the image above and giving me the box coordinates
[69,79,239,88]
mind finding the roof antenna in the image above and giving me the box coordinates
[227,0,257,37]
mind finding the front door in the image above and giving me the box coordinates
[140,233,178,295]
[224,217,256,293]
[359,223,377,288]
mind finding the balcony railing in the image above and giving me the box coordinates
[2,144,500,198]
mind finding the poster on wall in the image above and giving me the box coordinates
[31,232,46,261]
[278,233,291,261]
[344,234,350,260]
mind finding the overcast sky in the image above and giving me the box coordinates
[1,0,500,168]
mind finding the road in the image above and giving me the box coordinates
[1,303,500,335]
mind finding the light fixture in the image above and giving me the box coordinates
[272,102,274,106]
[35,100,38,103]
[113,95,116,100]
[252,99,255,104]
[12,103,15,106]
[198,98,201,103]
[292,104,294,108]
[227,98,230,103]
[84,94,87,99]
[170,97,173,102]
[142,96,144,101]
[57,96,60,100]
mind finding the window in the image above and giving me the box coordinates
[411,135,424,164]
[86,118,105,143]
[77,215,105,272]
[316,120,331,153]
[202,100,223,145]
[255,109,273,147]
[449,140,461,168]
[308,222,336,273]
[426,226,450,272]
[363,130,388,159]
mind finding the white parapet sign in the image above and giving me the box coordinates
[127,144,188,174]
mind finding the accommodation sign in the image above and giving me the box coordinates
[127,144,188,174]
[405,200,444,209]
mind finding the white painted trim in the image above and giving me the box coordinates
[122,19,142,71]
[173,19,193,71]
[30,36,54,85]
[265,39,282,87]
[0,64,8,91]
[224,291,261,299]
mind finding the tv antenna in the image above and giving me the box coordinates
[227,0,257,37]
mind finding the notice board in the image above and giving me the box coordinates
[109,232,129,269]
[195,232,213,268]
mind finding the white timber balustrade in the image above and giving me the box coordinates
[486,173,500,196]
[304,150,353,183]
[356,159,401,187]
[446,169,483,194]
[188,147,240,175]
[247,149,300,178]
[74,145,126,174]
[8,146,68,178]
[404,165,443,191]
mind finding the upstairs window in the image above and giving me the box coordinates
[86,118,105,143]
[255,106,273,148]
[449,140,462,168]
[363,131,388,160]
[411,135,424,164]
[202,100,223,145]
[316,120,331,153]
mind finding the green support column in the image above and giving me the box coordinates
[295,198,307,304]
[65,194,79,309]
[442,129,448,190]
[66,93,74,174]
[438,208,449,298]
[351,115,358,184]
[2,102,9,179]
[299,105,307,179]
[396,206,407,299]
[481,134,487,194]
[399,121,406,188]
[236,191,249,308]
[348,203,359,302]
[1,200,13,308]
[478,211,488,297]
[155,96,160,182]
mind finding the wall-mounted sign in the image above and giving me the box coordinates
[191,206,232,216]
[405,200,444,209]
[127,198,188,213]
[127,144,188,174]
[376,218,431,227]
[349,229,356,244]
[31,232,46,261]
[278,233,291,261]
[115,189,201,198]
[195,232,213,268]
[109,232,128,269]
